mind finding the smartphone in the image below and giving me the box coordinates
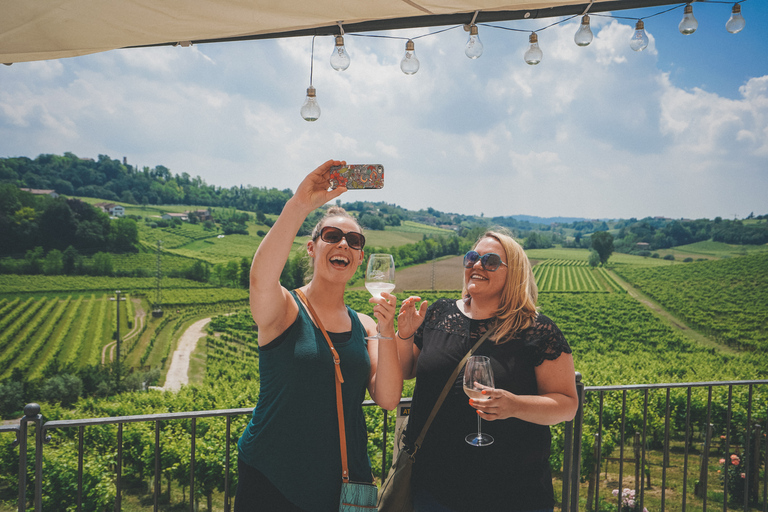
[329,164,384,190]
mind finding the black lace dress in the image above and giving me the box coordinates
[404,298,572,512]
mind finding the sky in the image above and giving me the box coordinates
[1,1,767,221]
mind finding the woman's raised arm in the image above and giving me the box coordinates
[249,160,346,345]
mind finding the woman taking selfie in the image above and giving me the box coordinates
[397,231,578,512]
[235,160,402,511]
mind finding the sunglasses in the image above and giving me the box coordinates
[314,226,366,250]
[463,250,508,272]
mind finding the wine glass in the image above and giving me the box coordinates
[463,355,495,446]
[364,253,396,340]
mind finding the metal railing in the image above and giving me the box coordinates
[3,377,767,512]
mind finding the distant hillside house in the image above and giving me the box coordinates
[94,202,125,217]
[20,188,59,198]
[636,242,651,250]
[189,209,212,221]
[162,212,189,221]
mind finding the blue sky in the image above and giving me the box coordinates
[1,1,766,221]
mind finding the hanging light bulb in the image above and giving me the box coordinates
[465,25,484,59]
[330,35,351,71]
[574,15,594,47]
[400,40,420,75]
[300,86,321,122]
[524,33,543,65]
[629,20,649,51]
[726,4,746,34]
[678,4,698,35]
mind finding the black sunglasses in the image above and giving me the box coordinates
[314,226,366,250]
[463,250,508,272]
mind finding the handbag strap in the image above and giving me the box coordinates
[411,327,494,455]
[294,288,351,483]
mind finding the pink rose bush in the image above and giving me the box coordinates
[611,488,649,512]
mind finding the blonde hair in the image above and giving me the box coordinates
[462,230,538,343]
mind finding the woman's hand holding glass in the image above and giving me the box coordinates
[464,355,495,446]
[366,254,396,340]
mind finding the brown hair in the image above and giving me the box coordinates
[310,206,363,241]
[462,230,538,343]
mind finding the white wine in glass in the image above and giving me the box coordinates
[463,355,495,446]
[365,254,395,340]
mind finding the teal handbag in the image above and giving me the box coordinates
[340,481,379,511]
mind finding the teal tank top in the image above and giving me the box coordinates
[237,292,372,511]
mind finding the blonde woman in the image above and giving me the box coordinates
[396,231,578,512]
[236,160,402,512]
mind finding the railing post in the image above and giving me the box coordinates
[696,423,714,499]
[16,404,45,512]
[562,413,573,512]
[15,411,28,512]
[561,373,584,512]
[381,408,388,482]
[570,374,585,512]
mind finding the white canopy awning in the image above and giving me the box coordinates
[0,0,682,64]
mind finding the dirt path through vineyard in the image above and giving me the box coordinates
[162,317,211,391]
[604,268,738,355]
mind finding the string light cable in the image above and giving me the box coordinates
[299,0,748,119]
[300,35,321,121]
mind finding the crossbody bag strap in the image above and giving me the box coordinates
[294,289,351,483]
[411,327,494,454]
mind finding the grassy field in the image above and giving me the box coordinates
[658,240,768,259]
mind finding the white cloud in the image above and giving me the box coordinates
[0,15,765,221]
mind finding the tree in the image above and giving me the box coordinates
[588,249,601,268]
[41,374,83,406]
[109,217,139,253]
[591,231,614,265]
[239,257,250,289]
[39,199,77,251]
[524,232,552,250]
[91,252,114,275]
[43,249,64,275]
[359,213,385,230]
[187,260,210,282]
[62,245,80,275]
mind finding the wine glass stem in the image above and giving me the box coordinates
[477,415,482,439]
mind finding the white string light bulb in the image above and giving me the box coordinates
[300,86,321,122]
[524,32,543,65]
[574,15,594,46]
[726,4,746,34]
[465,25,484,59]
[401,40,420,75]
[330,35,351,71]
[630,20,649,51]
[678,4,698,35]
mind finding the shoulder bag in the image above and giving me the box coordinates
[377,327,494,512]
[295,289,379,511]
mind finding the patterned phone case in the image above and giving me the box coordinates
[329,164,384,189]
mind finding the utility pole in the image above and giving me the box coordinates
[153,239,164,317]
[110,290,126,381]
[431,259,435,291]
